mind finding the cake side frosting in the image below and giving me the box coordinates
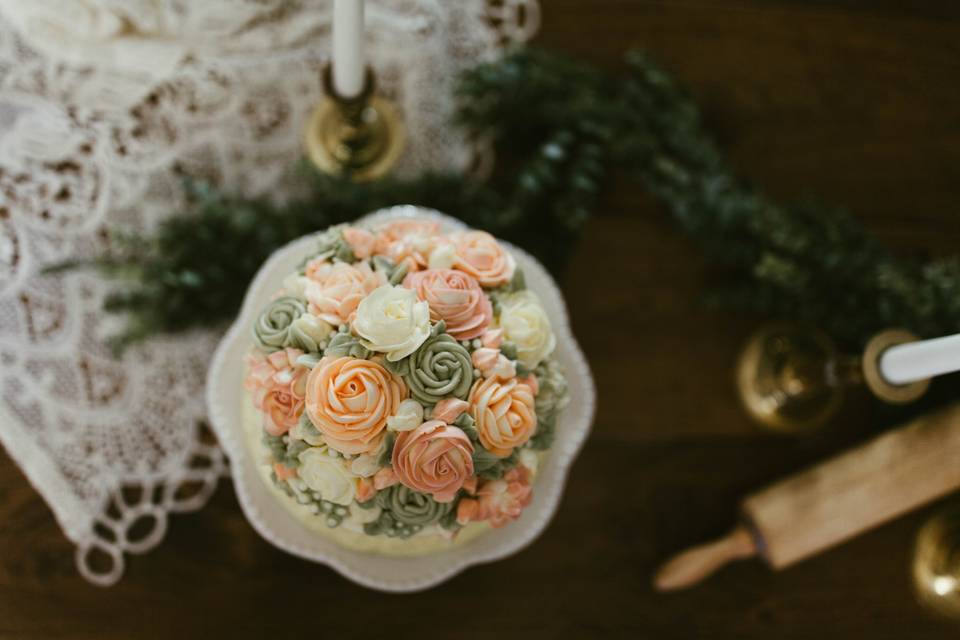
[241,218,570,553]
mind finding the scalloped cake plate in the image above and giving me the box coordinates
[206,206,595,592]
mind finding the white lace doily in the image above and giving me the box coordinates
[0,0,539,586]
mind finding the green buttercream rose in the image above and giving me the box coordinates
[401,332,474,406]
[375,484,453,527]
[253,296,307,351]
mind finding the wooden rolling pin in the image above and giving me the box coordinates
[655,402,960,591]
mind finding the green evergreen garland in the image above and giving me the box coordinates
[49,47,960,353]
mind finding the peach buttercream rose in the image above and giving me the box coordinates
[244,348,308,436]
[403,269,493,340]
[304,356,407,455]
[469,376,537,457]
[451,231,516,288]
[304,260,383,326]
[391,419,475,503]
[374,218,442,270]
[456,466,533,528]
[342,226,376,259]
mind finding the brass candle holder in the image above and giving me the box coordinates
[737,325,931,434]
[913,505,960,619]
[304,65,405,181]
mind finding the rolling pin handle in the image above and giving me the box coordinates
[653,525,758,592]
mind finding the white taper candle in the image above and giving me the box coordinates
[879,332,960,385]
[332,0,365,99]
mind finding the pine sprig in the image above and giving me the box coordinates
[52,47,960,353]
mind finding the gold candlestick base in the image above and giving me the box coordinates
[737,324,929,433]
[913,506,960,620]
[304,65,405,182]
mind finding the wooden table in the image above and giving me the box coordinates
[2,2,960,638]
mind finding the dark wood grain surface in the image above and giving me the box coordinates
[3,2,960,638]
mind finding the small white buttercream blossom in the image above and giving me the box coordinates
[428,243,457,270]
[387,398,425,432]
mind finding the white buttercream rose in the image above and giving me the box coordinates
[297,447,357,505]
[387,398,424,432]
[497,290,556,368]
[352,285,431,361]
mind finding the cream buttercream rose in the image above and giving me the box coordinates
[352,285,431,361]
[497,290,556,368]
[297,448,357,506]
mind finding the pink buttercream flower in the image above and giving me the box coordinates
[432,398,470,424]
[244,348,309,436]
[342,227,376,259]
[374,218,442,270]
[471,347,516,380]
[391,419,474,503]
[273,463,298,481]
[451,231,516,288]
[304,260,383,326]
[481,328,503,349]
[373,466,399,490]
[356,477,377,503]
[456,466,533,528]
[402,269,493,340]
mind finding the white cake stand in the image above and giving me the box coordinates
[206,206,595,592]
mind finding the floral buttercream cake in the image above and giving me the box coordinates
[243,218,570,555]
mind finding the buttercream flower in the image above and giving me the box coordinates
[274,463,298,481]
[297,447,357,505]
[481,328,503,349]
[451,231,516,287]
[471,347,516,380]
[252,296,307,351]
[400,333,474,406]
[469,376,537,457]
[375,484,454,526]
[287,312,334,353]
[352,285,431,361]
[304,356,408,455]
[391,420,474,502]
[387,398,424,432]
[245,348,308,436]
[342,226,376,259]
[305,260,383,326]
[403,269,493,340]
[428,243,457,270]
[374,466,399,490]
[432,398,469,424]
[282,273,310,300]
[457,466,533,528]
[374,218,442,269]
[356,477,377,503]
[350,454,381,478]
[497,290,556,368]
